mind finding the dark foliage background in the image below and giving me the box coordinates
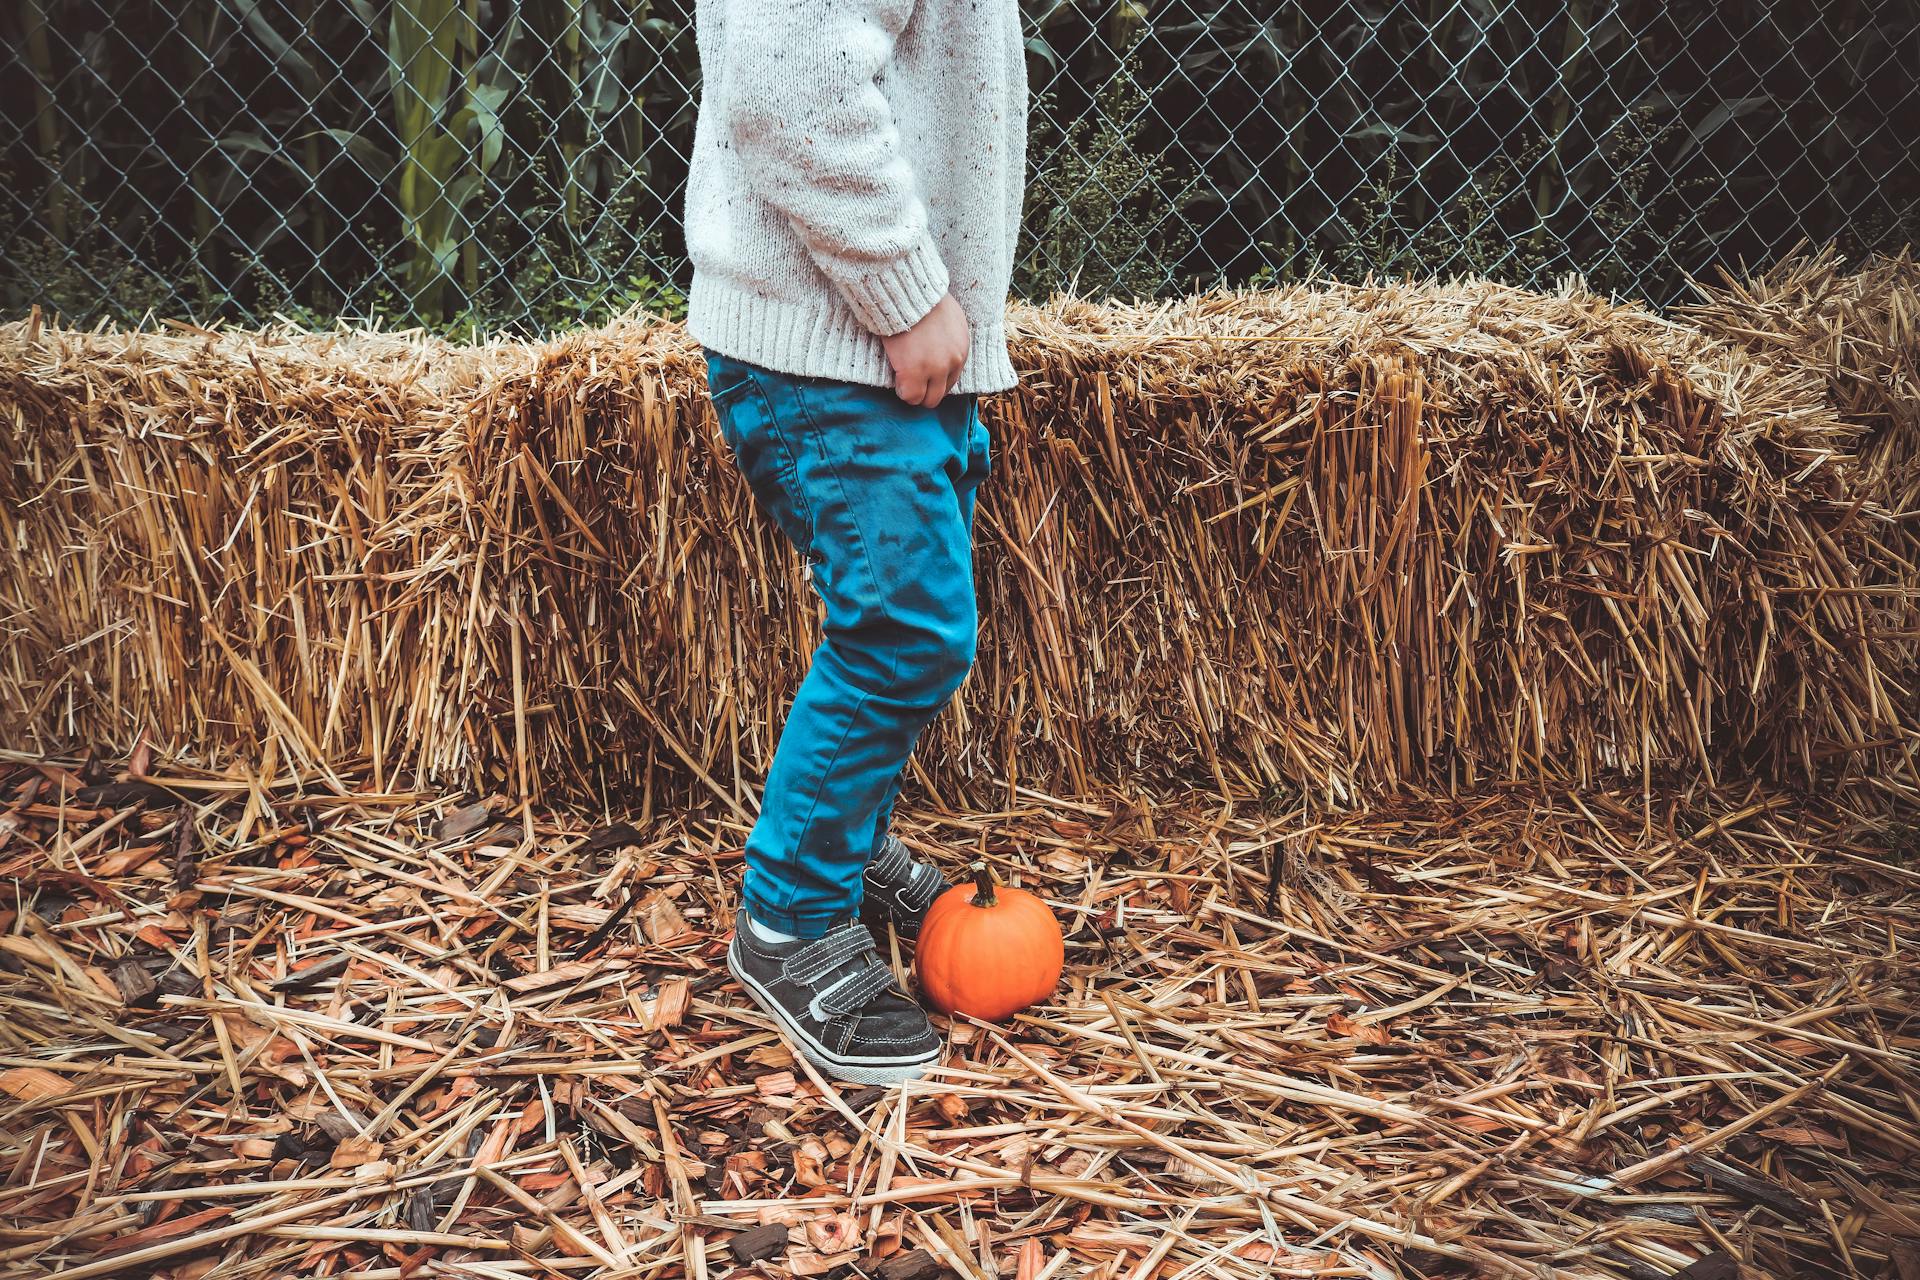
[4,0,1916,332]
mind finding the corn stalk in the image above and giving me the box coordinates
[388,0,478,321]
[302,0,327,259]
[1533,0,1595,248]
[527,0,589,231]
[20,0,67,243]
[178,1,235,293]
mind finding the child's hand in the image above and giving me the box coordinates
[882,294,971,407]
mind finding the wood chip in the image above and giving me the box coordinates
[727,1223,791,1264]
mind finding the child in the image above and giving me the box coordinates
[683,0,1027,1082]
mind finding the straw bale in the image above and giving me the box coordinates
[2,276,1913,808]
[1684,249,1920,791]
[1684,247,1918,514]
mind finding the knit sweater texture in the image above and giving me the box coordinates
[684,0,1027,393]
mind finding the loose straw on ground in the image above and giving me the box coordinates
[0,755,1914,1279]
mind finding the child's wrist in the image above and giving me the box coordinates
[834,235,950,336]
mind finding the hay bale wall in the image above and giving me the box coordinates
[3,277,1913,810]
[1685,249,1918,516]
[1684,250,1920,775]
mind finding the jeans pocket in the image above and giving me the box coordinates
[967,397,992,481]
[709,364,818,554]
[705,351,761,409]
[710,376,757,407]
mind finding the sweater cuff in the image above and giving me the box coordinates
[829,234,951,337]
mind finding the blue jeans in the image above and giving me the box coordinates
[704,348,990,938]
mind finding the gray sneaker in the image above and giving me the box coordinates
[728,912,942,1085]
[860,835,949,941]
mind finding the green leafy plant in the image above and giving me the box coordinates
[1016,47,1201,301]
[388,0,476,319]
[253,162,685,340]
[3,0,1914,327]
[465,161,686,334]
[1297,104,1716,301]
[5,183,174,321]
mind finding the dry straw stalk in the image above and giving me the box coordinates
[0,757,1913,1278]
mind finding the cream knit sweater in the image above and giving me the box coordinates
[684,0,1027,393]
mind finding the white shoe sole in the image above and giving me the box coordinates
[727,941,939,1086]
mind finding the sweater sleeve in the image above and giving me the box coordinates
[718,0,950,336]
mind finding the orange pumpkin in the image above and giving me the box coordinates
[916,862,1063,1021]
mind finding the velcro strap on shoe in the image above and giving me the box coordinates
[867,835,912,882]
[867,836,943,914]
[783,926,873,986]
[815,958,897,1015]
[898,863,943,912]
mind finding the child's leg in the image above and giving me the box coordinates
[705,350,987,939]
[869,400,991,853]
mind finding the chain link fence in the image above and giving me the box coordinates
[5,1,1917,333]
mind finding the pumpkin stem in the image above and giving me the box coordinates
[969,860,998,908]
